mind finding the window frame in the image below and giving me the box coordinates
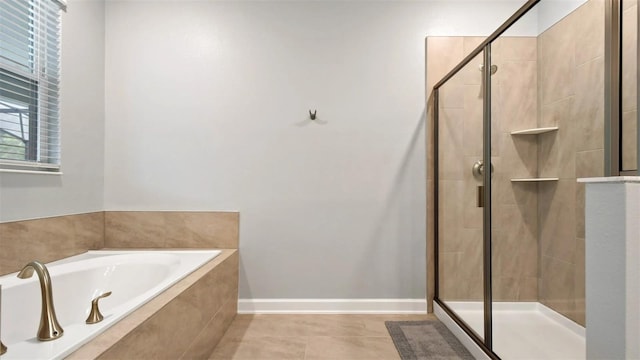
[0,0,65,173]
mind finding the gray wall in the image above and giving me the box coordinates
[0,0,534,300]
[103,1,529,300]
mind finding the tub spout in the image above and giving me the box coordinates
[17,261,64,341]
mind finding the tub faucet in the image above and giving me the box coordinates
[17,261,64,341]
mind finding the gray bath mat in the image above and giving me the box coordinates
[385,320,474,360]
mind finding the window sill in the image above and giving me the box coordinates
[0,169,62,175]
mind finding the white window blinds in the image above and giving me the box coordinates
[0,0,66,172]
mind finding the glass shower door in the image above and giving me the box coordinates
[436,47,487,341]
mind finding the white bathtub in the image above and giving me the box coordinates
[0,250,221,360]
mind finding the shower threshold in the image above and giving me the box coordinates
[436,301,585,359]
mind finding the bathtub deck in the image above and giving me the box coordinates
[443,301,585,359]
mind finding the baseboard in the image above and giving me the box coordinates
[237,299,427,314]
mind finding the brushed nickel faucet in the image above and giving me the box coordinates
[86,291,112,324]
[17,261,64,341]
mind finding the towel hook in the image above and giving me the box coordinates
[309,110,317,120]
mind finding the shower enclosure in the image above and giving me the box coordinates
[427,0,638,358]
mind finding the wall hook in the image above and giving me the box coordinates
[309,110,317,120]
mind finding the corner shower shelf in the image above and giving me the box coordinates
[510,126,559,135]
[511,177,559,182]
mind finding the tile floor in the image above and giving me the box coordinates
[208,314,435,360]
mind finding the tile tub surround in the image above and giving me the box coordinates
[0,212,105,276]
[67,249,239,360]
[104,211,239,249]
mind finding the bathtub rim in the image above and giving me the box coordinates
[59,248,237,360]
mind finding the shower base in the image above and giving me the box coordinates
[435,301,585,359]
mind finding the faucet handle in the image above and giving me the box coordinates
[86,291,112,324]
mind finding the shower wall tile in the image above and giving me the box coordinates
[622,4,637,113]
[624,0,637,10]
[519,277,539,301]
[573,238,586,325]
[439,108,466,180]
[621,1,638,170]
[463,85,483,157]
[0,212,104,276]
[493,203,537,278]
[573,56,605,152]
[104,211,239,249]
[438,251,465,300]
[540,255,575,319]
[438,180,466,252]
[576,149,605,179]
[622,110,638,170]
[536,0,603,326]
[500,133,537,179]
[462,36,485,86]
[538,97,576,179]
[493,277,519,301]
[538,180,576,264]
[574,0,605,66]
[539,13,576,105]
[426,37,464,94]
[439,83,465,109]
[576,183,586,239]
[498,60,538,131]
[498,37,537,62]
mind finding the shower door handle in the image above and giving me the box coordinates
[477,186,485,208]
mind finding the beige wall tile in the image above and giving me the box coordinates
[574,0,605,66]
[623,0,637,10]
[576,149,605,179]
[104,212,166,248]
[493,204,537,279]
[0,212,104,275]
[539,15,576,105]
[181,295,238,359]
[518,276,539,301]
[497,60,538,132]
[538,97,576,179]
[573,238,586,326]
[463,157,483,229]
[538,180,577,264]
[497,37,537,62]
[573,56,605,151]
[463,86,484,157]
[500,133,537,179]
[426,37,464,94]
[164,212,239,249]
[622,110,638,170]
[540,256,576,320]
[576,182,586,239]
[438,180,465,252]
[438,108,465,180]
[104,211,239,249]
[622,5,637,113]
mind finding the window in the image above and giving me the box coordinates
[0,0,66,172]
